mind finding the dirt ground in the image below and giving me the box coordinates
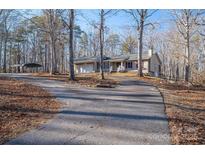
[0,77,60,144]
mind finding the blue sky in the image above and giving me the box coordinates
[27,9,174,35]
[76,10,173,34]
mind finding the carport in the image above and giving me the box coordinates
[11,63,42,73]
[22,63,42,73]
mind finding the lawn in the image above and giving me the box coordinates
[0,77,60,144]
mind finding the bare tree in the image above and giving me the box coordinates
[125,9,157,77]
[121,32,138,54]
[88,25,100,57]
[1,10,13,73]
[172,9,203,82]
[44,9,60,75]
[56,9,76,80]
[99,9,116,79]
[78,10,118,79]
[99,9,105,79]
[69,9,75,80]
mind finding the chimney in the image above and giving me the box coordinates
[148,48,153,57]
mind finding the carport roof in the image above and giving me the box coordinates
[11,63,42,68]
[23,63,42,68]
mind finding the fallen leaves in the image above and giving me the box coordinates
[33,73,119,88]
[0,77,60,144]
[109,72,205,144]
[135,76,205,144]
[25,72,205,144]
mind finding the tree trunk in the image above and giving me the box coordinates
[8,42,12,73]
[53,39,57,73]
[3,34,8,73]
[44,43,48,72]
[47,10,57,75]
[49,39,54,75]
[17,43,21,73]
[69,9,75,81]
[50,35,58,74]
[61,44,64,74]
[162,53,166,77]
[176,63,179,81]
[185,21,190,82]
[100,9,105,80]
[0,39,2,72]
[138,16,144,77]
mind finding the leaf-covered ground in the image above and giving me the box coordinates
[110,72,205,144]
[33,73,119,88]
[7,72,204,144]
[0,77,60,144]
[162,89,205,144]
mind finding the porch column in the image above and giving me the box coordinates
[94,62,97,72]
[121,61,123,67]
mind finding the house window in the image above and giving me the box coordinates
[97,62,100,70]
[126,61,132,69]
[103,62,109,69]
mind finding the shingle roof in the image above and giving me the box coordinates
[74,53,153,64]
[74,56,110,64]
[106,55,129,62]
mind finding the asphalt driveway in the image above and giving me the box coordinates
[1,73,170,144]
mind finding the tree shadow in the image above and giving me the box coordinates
[1,104,202,127]
[0,105,167,121]
[52,88,161,98]
[58,110,168,121]
[0,91,164,105]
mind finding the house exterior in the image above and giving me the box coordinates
[74,49,162,77]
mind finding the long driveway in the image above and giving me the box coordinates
[1,73,170,144]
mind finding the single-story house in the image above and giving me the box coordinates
[74,49,162,77]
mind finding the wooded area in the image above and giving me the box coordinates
[0,9,205,84]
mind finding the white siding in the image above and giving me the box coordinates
[76,63,95,74]
[143,61,149,73]
[132,61,137,70]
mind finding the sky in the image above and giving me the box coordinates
[26,9,175,36]
[76,10,174,35]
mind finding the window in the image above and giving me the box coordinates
[126,61,132,69]
[97,62,100,70]
[103,62,109,69]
